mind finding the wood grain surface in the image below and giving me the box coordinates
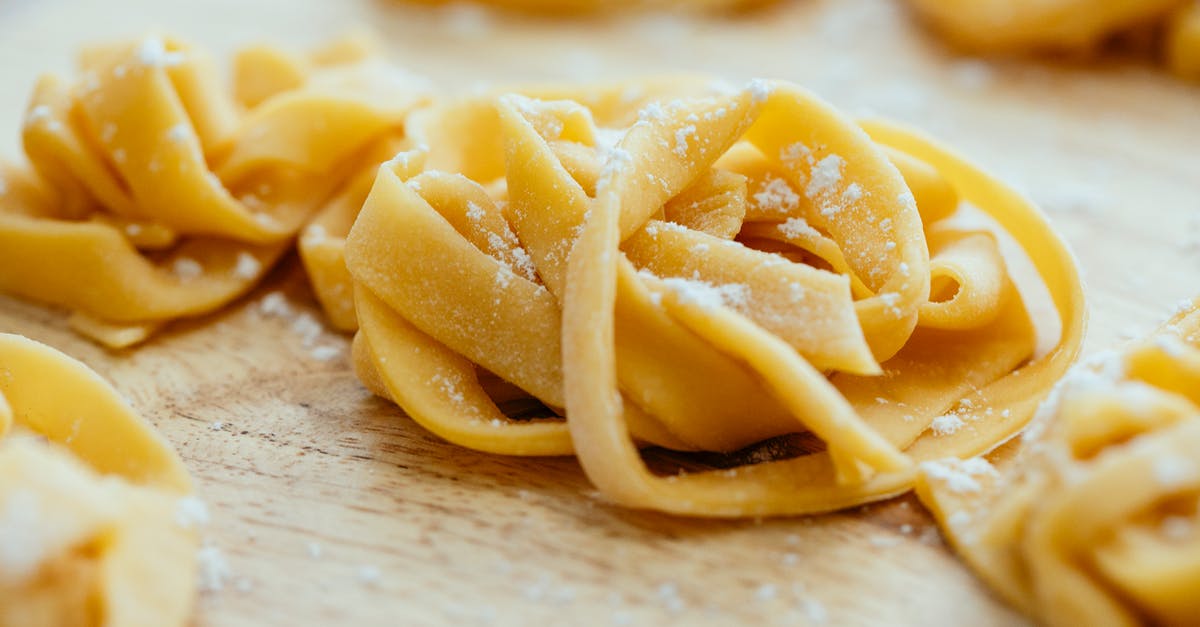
[1,0,1198,625]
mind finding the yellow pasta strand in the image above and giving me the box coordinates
[917,298,1200,627]
[300,140,424,332]
[860,119,1086,462]
[0,35,430,346]
[0,333,190,489]
[0,333,197,626]
[347,80,1084,517]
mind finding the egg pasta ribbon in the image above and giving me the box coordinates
[909,0,1200,81]
[0,333,197,626]
[917,298,1200,627]
[0,35,430,346]
[346,79,1084,517]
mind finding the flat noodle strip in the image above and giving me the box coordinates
[917,298,1200,627]
[300,141,424,331]
[0,334,190,489]
[0,333,197,626]
[348,79,1085,516]
[0,35,430,346]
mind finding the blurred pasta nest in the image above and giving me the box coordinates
[908,0,1200,81]
[919,298,1200,627]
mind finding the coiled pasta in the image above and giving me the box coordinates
[346,80,1084,517]
[909,0,1200,81]
[0,35,430,346]
[917,298,1200,627]
[0,333,196,626]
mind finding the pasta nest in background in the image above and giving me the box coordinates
[909,0,1200,81]
[346,78,1085,517]
[918,298,1200,627]
[0,35,430,347]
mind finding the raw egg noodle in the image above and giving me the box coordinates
[346,80,1084,516]
[910,0,1200,81]
[0,35,429,346]
[917,298,1200,627]
[299,135,419,332]
[0,333,196,626]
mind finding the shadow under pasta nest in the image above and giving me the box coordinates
[347,385,925,537]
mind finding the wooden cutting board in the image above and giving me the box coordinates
[1,0,1198,624]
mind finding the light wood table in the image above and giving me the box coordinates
[1,0,1197,624]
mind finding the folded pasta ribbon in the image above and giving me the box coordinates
[0,333,197,626]
[909,0,1200,81]
[917,298,1200,627]
[0,35,430,346]
[346,79,1083,517]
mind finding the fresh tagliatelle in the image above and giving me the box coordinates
[345,79,1085,517]
[0,35,430,346]
[0,333,198,626]
[909,0,1200,81]
[917,298,1200,627]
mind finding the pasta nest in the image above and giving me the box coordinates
[0,333,196,626]
[0,35,430,347]
[346,79,1085,516]
[918,298,1200,627]
[909,0,1200,81]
